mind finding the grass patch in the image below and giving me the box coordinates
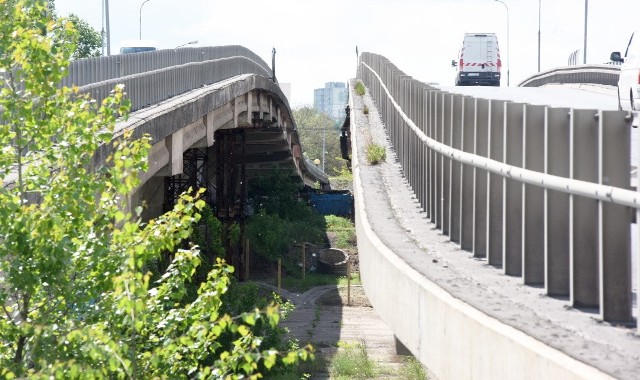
[330,341,378,379]
[354,81,366,96]
[279,273,361,293]
[398,357,428,380]
[366,143,386,165]
[325,215,355,250]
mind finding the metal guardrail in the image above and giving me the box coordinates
[358,52,636,325]
[63,45,272,88]
[518,63,620,87]
[66,46,274,113]
[79,56,271,112]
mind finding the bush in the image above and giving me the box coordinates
[366,143,386,165]
[355,81,366,96]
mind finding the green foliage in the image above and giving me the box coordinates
[330,341,378,379]
[363,105,369,114]
[246,171,326,262]
[398,357,429,380]
[293,106,347,176]
[366,143,386,165]
[280,273,361,293]
[325,215,355,250]
[0,1,310,377]
[67,13,102,59]
[354,81,366,96]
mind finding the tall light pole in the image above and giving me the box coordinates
[583,0,588,64]
[139,0,152,40]
[538,0,541,72]
[105,0,111,55]
[495,0,510,86]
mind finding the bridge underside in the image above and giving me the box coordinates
[122,77,322,278]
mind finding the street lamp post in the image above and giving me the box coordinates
[495,0,510,86]
[583,0,588,64]
[139,0,152,40]
[538,0,541,72]
[175,40,198,49]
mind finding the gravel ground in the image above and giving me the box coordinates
[349,78,640,379]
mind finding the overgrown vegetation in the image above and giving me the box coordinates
[0,1,310,377]
[330,341,379,379]
[281,273,361,293]
[366,143,387,164]
[293,106,348,176]
[325,215,356,250]
[354,81,366,96]
[398,357,429,380]
[363,105,369,114]
[245,171,326,275]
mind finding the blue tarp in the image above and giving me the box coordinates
[309,191,353,217]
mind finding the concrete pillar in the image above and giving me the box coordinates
[171,129,184,176]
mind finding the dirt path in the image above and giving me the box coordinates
[263,283,408,378]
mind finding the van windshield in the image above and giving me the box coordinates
[120,47,157,54]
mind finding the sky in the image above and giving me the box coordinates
[53,0,640,107]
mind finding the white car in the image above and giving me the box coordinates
[611,30,640,111]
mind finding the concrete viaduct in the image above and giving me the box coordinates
[54,46,639,379]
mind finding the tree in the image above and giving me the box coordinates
[46,0,103,59]
[293,106,346,176]
[67,13,102,59]
[0,1,309,378]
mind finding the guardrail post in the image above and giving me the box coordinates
[545,108,571,296]
[427,90,436,224]
[504,102,524,276]
[599,110,632,322]
[442,93,453,236]
[433,90,442,228]
[449,94,463,243]
[523,105,545,285]
[460,96,475,251]
[488,100,505,267]
[571,109,599,308]
[473,98,490,258]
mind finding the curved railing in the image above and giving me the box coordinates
[63,45,272,87]
[67,46,276,113]
[355,51,637,379]
[518,63,620,87]
[79,56,272,112]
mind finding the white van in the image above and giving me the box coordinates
[610,30,640,111]
[119,40,158,54]
[451,33,502,87]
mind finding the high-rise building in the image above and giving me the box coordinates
[313,82,348,121]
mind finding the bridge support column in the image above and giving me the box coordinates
[214,128,247,280]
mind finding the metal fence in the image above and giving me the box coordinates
[64,45,272,88]
[518,63,620,87]
[67,46,274,112]
[357,52,637,324]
